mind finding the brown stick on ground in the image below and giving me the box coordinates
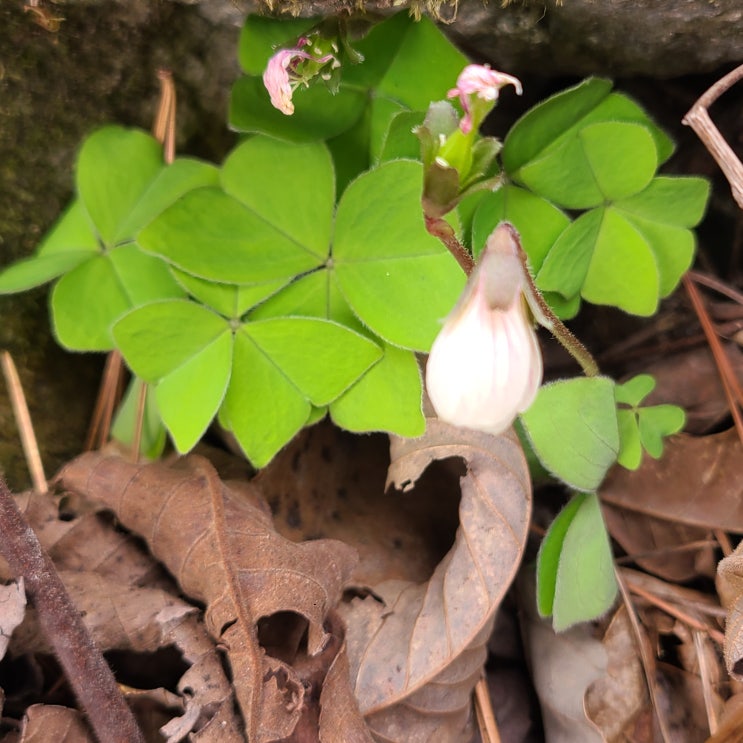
[0,476,145,743]
[683,62,743,208]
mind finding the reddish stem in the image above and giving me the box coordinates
[425,215,474,275]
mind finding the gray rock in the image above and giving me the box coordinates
[447,0,743,78]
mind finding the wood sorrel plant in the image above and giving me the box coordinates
[0,12,709,630]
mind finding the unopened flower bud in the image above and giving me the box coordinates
[426,223,543,435]
[448,64,522,134]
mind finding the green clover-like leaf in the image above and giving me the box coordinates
[113,299,383,464]
[614,374,685,470]
[537,492,618,631]
[0,127,220,349]
[520,377,620,492]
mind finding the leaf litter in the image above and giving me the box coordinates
[2,300,743,742]
[2,317,743,742]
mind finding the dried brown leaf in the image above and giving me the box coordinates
[0,580,25,660]
[518,571,606,743]
[585,607,648,742]
[319,637,374,743]
[255,423,461,587]
[0,490,166,589]
[1,486,238,740]
[709,693,743,743]
[339,421,530,742]
[603,504,716,582]
[601,430,743,531]
[57,453,358,742]
[9,571,196,656]
[717,541,743,678]
[18,705,94,743]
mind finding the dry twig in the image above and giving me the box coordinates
[615,567,674,743]
[473,675,502,743]
[683,62,743,209]
[1,351,47,493]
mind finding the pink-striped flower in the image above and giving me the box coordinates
[448,64,522,134]
[263,38,337,116]
[426,223,542,435]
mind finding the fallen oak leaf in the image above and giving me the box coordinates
[0,579,25,661]
[717,541,743,679]
[0,488,168,590]
[601,429,743,531]
[57,453,358,742]
[1,486,240,740]
[340,421,531,741]
[19,704,95,743]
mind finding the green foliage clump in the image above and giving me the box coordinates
[0,11,710,629]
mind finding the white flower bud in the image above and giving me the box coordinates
[426,223,543,435]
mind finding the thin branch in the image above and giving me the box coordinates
[154,69,177,165]
[624,578,725,646]
[683,274,743,444]
[473,675,501,743]
[688,269,743,306]
[693,630,719,736]
[714,529,734,558]
[0,476,145,743]
[1,351,47,493]
[85,350,124,451]
[614,567,674,743]
[682,62,743,208]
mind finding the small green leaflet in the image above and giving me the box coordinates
[537,492,618,631]
[520,377,620,492]
[615,374,685,470]
[475,77,711,319]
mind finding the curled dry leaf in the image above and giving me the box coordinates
[339,420,530,742]
[57,453,358,742]
[254,422,461,588]
[717,540,743,678]
[517,570,605,743]
[0,487,241,741]
[0,579,25,660]
[601,429,743,531]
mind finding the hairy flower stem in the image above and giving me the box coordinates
[426,216,599,377]
[514,244,599,377]
[425,216,475,275]
[0,477,145,743]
